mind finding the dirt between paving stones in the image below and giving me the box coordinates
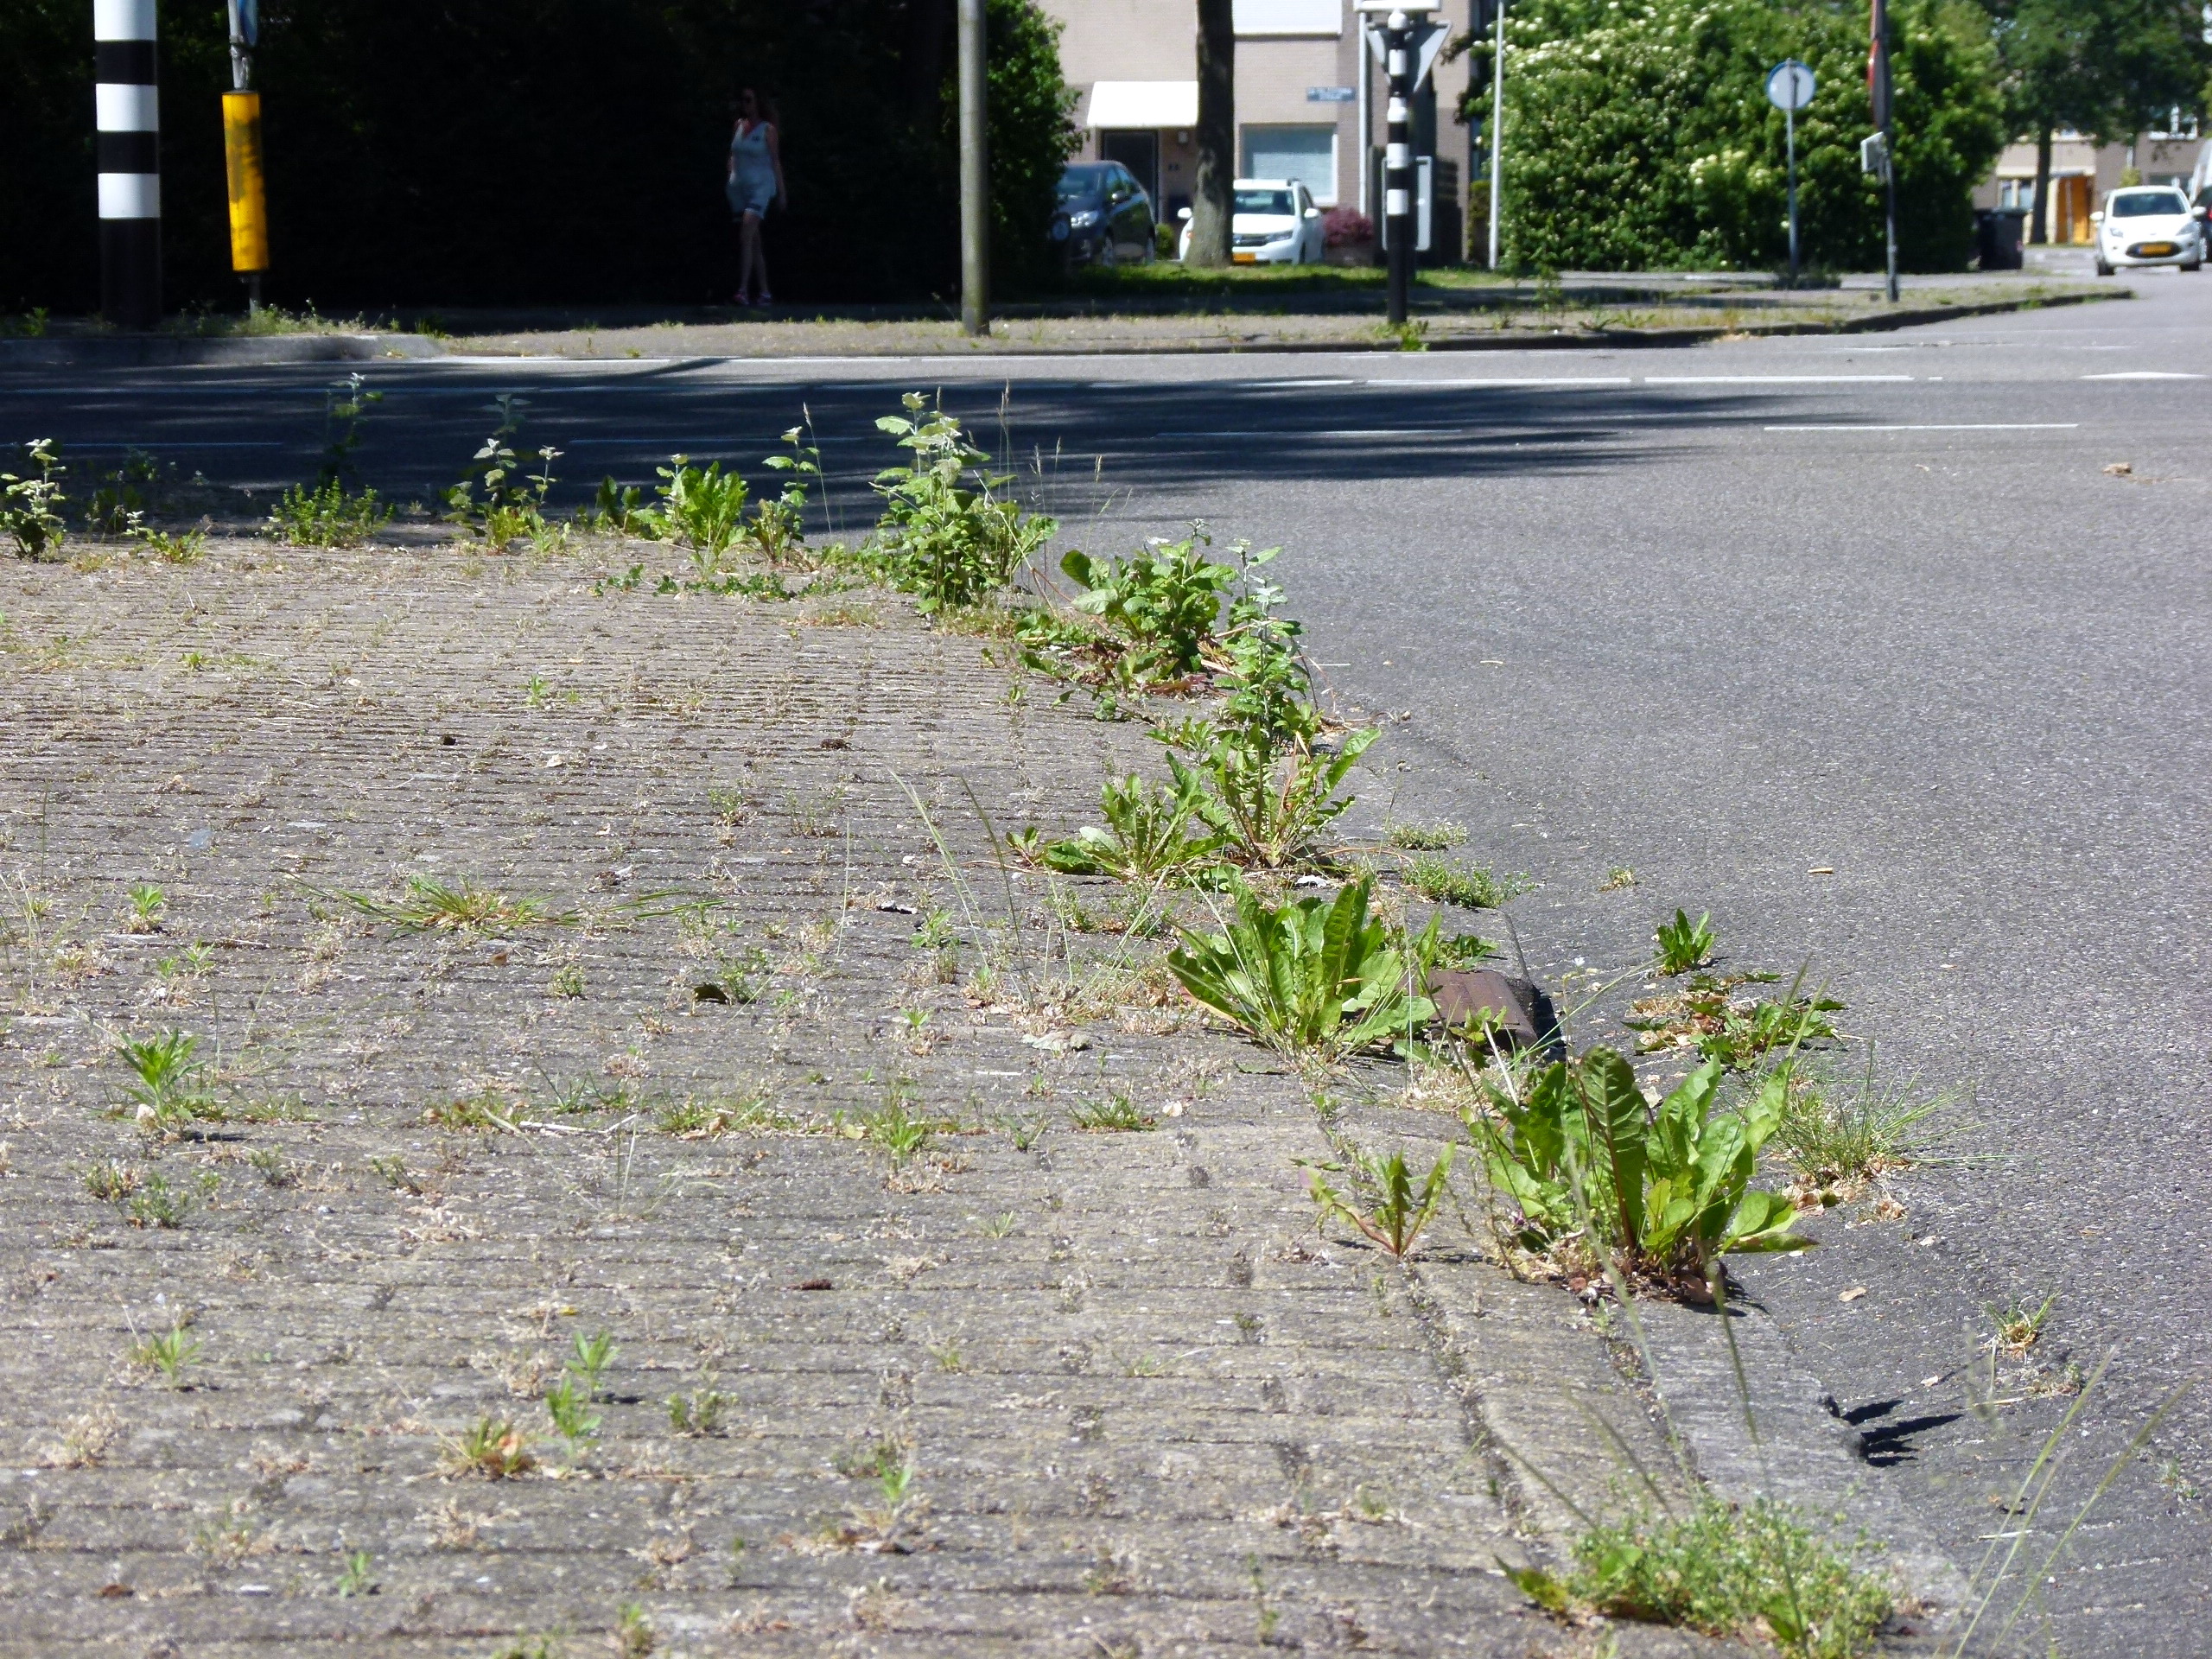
[0,540,1738,1658]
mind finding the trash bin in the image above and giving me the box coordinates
[1976,207,2027,270]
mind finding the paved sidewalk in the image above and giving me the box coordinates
[0,542,1740,1656]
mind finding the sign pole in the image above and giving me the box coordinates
[1383,10,1413,324]
[1488,0,1504,270]
[222,0,268,313]
[94,0,162,330]
[1765,60,1813,291]
[957,0,988,338]
[1786,102,1798,288]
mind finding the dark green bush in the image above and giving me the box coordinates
[1480,0,2005,273]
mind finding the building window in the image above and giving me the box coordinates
[1242,124,1337,204]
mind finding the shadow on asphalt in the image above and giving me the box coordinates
[0,366,1811,504]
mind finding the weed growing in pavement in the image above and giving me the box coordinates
[113,1028,224,1133]
[1070,1093,1157,1132]
[41,1403,122,1469]
[1024,768,1227,887]
[130,520,209,563]
[652,455,749,569]
[335,1549,378,1598]
[248,1146,297,1187]
[323,875,565,935]
[125,885,167,932]
[548,963,585,999]
[123,1172,202,1228]
[568,1332,616,1399]
[1307,1146,1452,1259]
[1058,531,1242,678]
[315,372,382,486]
[442,1416,536,1479]
[84,448,163,534]
[747,425,825,565]
[83,1160,142,1202]
[129,1324,201,1384]
[667,1387,734,1436]
[268,480,393,548]
[1771,1052,1953,1203]
[1465,1048,1808,1290]
[1655,909,1717,975]
[1509,1496,1893,1659]
[368,1154,430,1195]
[1986,1294,2056,1360]
[543,1375,601,1449]
[1402,854,1528,911]
[3,439,69,558]
[1625,967,1843,1072]
[1382,820,1467,851]
[867,393,1055,613]
[1432,932,1498,968]
[445,396,560,546]
[1168,877,1435,1060]
[655,1085,782,1138]
[1599,865,1639,892]
[856,1094,933,1163]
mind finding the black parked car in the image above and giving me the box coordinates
[1052,163,1155,267]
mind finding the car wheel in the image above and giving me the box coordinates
[2094,257,2113,276]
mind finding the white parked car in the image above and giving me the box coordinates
[1175,179,1326,264]
[2092,186,2206,275]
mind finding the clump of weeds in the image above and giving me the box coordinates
[1625,966,1844,1073]
[1655,908,1717,975]
[1401,854,1527,911]
[129,1323,201,1386]
[668,1386,734,1437]
[1772,1052,1955,1205]
[112,1028,225,1135]
[1509,1497,1893,1659]
[1382,820,1466,851]
[656,1085,780,1137]
[442,1416,536,1479]
[1307,1146,1452,1260]
[1070,1093,1156,1133]
[325,875,565,936]
[1986,1294,2056,1360]
[125,883,167,933]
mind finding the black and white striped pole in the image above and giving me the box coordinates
[1357,0,1440,327]
[94,0,162,329]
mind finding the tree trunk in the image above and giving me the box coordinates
[2031,127,2052,246]
[1187,0,1235,266]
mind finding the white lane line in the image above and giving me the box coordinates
[1764,423,2078,431]
[1154,426,1479,439]
[1363,376,1633,387]
[426,355,677,367]
[1644,373,1915,384]
[2081,371,2204,379]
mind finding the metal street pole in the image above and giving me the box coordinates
[1785,102,1798,288]
[1382,9,1414,325]
[1488,0,1504,270]
[1871,0,1897,302]
[94,0,162,330]
[222,0,269,314]
[957,0,988,337]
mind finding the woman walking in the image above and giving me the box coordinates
[726,89,785,306]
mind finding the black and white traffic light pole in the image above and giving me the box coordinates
[94,0,162,329]
[1357,0,1441,327]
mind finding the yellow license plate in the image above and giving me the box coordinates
[2139,242,2177,256]
[1232,252,1257,263]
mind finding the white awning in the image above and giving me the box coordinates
[1084,80,1198,130]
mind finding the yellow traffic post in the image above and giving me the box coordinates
[221,91,269,299]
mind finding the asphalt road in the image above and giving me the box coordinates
[5,268,2209,1652]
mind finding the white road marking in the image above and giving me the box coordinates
[2080,371,2204,379]
[1363,376,1633,387]
[1763,423,2079,431]
[1644,373,1914,384]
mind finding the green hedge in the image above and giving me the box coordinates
[1490,0,2006,273]
[0,0,1075,313]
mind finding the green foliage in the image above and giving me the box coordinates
[130,1325,201,1382]
[0,0,1082,313]
[1487,0,2007,272]
[589,476,650,536]
[316,372,382,487]
[858,1094,933,1162]
[1402,854,1526,911]
[868,394,1054,613]
[1989,0,2209,148]
[1771,1057,1951,1192]
[1037,766,1227,886]
[1382,820,1467,851]
[653,455,750,571]
[2,438,67,559]
[445,395,559,545]
[1070,1092,1157,1131]
[85,448,162,534]
[1511,1497,1893,1658]
[116,1028,220,1130]
[1627,972,1845,1071]
[1185,727,1376,871]
[1308,1146,1453,1258]
[970,0,1083,289]
[1167,878,1436,1058]
[1059,533,1241,677]
[747,425,823,565]
[667,1386,734,1436]
[1470,1049,1809,1279]
[543,1374,601,1445]
[267,480,393,548]
[335,1550,378,1598]
[1655,908,1715,975]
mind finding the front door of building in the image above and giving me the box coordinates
[1098,130,1160,209]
